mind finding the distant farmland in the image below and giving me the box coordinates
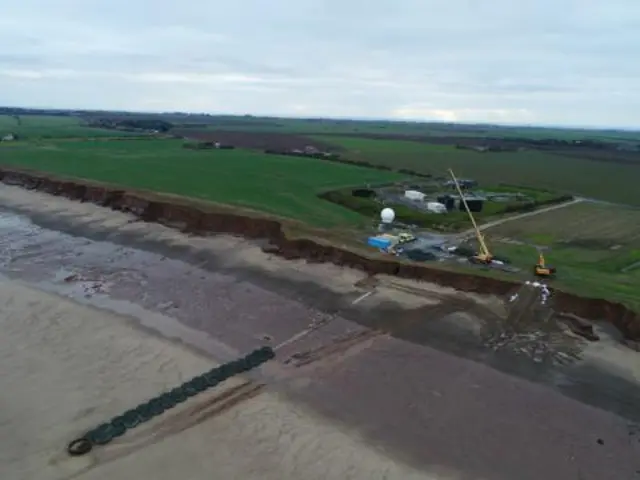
[314,136,640,207]
[0,139,403,227]
[0,115,141,139]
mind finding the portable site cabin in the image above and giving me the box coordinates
[404,190,426,201]
[426,202,447,213]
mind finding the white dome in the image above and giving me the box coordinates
[380,208,395,224]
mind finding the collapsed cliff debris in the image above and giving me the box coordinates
[482,282,583,366]
[0,167,638,342]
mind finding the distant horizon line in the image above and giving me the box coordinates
[1,103,638,133]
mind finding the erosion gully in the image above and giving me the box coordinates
[0,201,639,480]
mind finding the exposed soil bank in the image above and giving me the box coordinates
[1,167,638,341]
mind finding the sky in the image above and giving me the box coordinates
[1,1,639,128]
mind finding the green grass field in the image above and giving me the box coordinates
[491,241,640,310]
[478,202,640,309]
[0,115,141,139]
[0,139,403,226]
[489,202,640,246]
[315,136,640,206]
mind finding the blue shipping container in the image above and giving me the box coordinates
[367,236,392,250]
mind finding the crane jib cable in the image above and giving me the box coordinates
[66,346,275,456]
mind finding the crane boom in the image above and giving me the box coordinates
[448,169,491,260]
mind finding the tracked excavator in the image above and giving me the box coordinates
[534,251,556,277]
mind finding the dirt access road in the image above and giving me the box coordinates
[0,184,638,480]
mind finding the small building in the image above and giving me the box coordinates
[1,133,16,142]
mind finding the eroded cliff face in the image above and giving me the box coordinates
[1,168,638,341]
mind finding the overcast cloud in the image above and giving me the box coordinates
[1,0,639,127]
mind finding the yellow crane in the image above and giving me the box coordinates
[448,168,493,264]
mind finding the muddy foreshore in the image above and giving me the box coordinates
[1,167,638,341]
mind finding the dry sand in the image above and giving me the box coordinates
[0,279,436,480]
